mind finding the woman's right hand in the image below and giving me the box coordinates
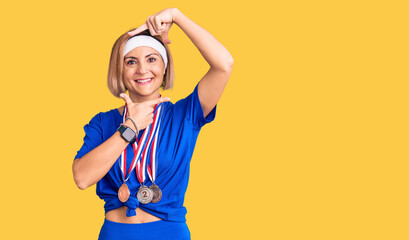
[128,8,180,44]
[120,93,170,131]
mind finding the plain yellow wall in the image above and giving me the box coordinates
[1,0,408,239]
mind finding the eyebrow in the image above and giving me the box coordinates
[124,53,160,60]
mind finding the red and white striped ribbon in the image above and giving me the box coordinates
[136,105,162,184]
[119,105,153,182]
[147,115,162,183]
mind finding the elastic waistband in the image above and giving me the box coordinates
[99,218,190,240]
[103,218,167,231]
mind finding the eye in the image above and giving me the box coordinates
[148,57,157,63]
[126,60,136,65]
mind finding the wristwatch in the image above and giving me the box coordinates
[117,124,136,144]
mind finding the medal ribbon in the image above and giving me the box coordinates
[136,105,162,184]
[119,104,159,182]
[147,113,162,183]
[117,100,163,217]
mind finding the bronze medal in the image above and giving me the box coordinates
[137,185,153,204]
[149,184,162,203]
[118,183,130,203]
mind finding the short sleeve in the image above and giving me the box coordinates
[74,113,104,160]
[174,83,217,129]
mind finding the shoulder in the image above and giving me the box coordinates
[162,84,216,129]
[117,105,125,116]
[87,108,121,126]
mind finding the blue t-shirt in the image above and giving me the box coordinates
[74,84,216,222]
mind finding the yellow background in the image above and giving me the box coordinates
[1,0,408,239]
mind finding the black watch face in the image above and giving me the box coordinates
[123,128,136,141]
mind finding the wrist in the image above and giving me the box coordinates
[172,8,183,24]
[124,119,138,133]
[117,124,136,144]
[125,117,139,135]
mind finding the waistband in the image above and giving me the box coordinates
[98,218,190,240]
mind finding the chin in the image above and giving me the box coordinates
[135,86,161,97]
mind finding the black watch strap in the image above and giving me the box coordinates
[117,125,136,144]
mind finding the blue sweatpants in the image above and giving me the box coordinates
[98,218,191,240]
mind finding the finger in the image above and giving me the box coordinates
[148,16,160,36]
[128,23,148,36]
[150,16,163,34]
[119,93,134,106]
[147,16,157,34]
[161,23,172,44]
[146,19,158,36]
[154,16,167,34]
[161,30,171,44]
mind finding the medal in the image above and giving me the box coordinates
[117,105,153,202]
[146,115,163,203]
[118,182,130,202]
[137,185,153,204]
[149,184,162,203]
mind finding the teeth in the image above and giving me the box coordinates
[137,78,152,83]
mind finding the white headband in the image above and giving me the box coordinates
[123,35,168,68]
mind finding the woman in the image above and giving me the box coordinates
[72,8,233,240]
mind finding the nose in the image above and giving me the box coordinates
[136,62,148,74]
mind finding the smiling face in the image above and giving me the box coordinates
[122,46,166,101]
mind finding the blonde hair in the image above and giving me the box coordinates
[107,29,174,97]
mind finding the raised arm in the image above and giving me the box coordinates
[173,9,233,117]
[129,8,233,117]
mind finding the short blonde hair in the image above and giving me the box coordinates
[107,29,174,97]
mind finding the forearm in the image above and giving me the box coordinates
[173,9,233,71]
[72,123,135,190]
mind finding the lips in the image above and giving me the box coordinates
[134,78,153,83]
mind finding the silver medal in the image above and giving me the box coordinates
[137,185,153,204]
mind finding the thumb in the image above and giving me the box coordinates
[119,93,133,106]
[161,23,172,44]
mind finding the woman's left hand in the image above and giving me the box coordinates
[128,8,179,44]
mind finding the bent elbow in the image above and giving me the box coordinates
[214,54,233,73]
[75,178,88,190]
[72,159,88,190]
[221,56,234,73]
[227,56,234,70]
[76,183,87,190]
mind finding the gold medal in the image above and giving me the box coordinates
[137,185,153,204]
[118,183,130,203]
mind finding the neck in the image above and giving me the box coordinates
[128,91,161,104]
